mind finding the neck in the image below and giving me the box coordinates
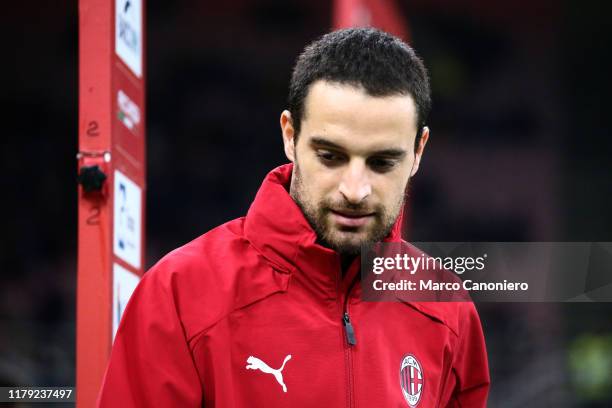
[340,254,356,276]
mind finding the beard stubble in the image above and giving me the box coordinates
[289,161,406,256]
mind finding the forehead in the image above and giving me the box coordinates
[301,80,418,152]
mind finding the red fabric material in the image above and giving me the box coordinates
[333,0,410,41]
[97,163,489,407]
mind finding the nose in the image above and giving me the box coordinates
[338,160,372,204]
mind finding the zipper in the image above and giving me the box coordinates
[342,273,360,346]
[343,312,356,345]
[341,266,360,408]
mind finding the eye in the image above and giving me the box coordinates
[316,150,346,167]
[367,157,397,173]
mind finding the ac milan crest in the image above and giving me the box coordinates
[399,354,424,407]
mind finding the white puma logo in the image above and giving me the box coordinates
[246,354,292,393]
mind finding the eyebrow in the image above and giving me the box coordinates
[309,137,407,158]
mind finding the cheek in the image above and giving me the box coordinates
[373,174,409,204]
[300,159,341,192]
[296,166,333,202]
[308,177,336,203]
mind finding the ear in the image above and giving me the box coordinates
[280,110,296,162]
[410,126,430,177]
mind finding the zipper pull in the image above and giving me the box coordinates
[343,312,357,346]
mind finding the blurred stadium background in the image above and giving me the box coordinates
[2,0,612,406]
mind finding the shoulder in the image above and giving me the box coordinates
[151,217,248,277]
[139,217,289,341]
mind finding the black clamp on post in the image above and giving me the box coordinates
[77,165,107,192]
[76,151,111,194]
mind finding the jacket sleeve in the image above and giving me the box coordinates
[447,302,490,407]
[97,265,203,407]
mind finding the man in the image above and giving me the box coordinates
[98,28,489,407]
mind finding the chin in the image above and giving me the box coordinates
[327,233,370,255]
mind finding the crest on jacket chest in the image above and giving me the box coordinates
[400,354,424,407]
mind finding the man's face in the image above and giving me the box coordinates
[280,80,429,255]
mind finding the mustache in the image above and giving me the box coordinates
[324,200,378,214]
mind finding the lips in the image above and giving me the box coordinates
[330,210,375,228]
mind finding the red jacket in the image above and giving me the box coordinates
[98,164,489,407]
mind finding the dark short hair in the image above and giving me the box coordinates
[288,28,431,150]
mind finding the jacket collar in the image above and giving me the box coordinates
[244,163,404,289]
